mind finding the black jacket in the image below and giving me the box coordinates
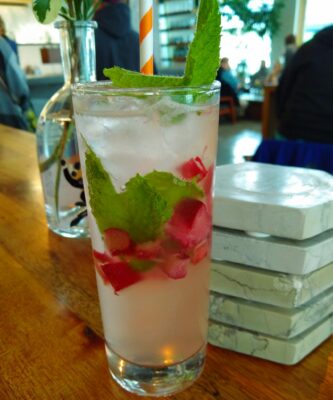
[276,25,333,143]
[94,3,140,80]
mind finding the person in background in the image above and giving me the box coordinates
[251,60,269,89]
[283,33,297,68]
[276,25,333,143]
[0,15,19,62]
[216,57,240,106]
[0,36,34,131]
[265,60,282,86]
[94,0,140,80]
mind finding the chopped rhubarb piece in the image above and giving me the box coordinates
[135,241,162,260]
[161,255,189,279]
[95,261,110,285]
[190,240,210,264]
[202,164,214,196]
[166,198,211,248]
[202,164,214,214]
[97,261,142,293]
[178,157,208,181]
[93,250,110,263]
[104,228,132,255]
[161,237,183,255]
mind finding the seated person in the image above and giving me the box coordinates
[0,37,33,130]
[276,25,333,143]
[94,0,140,80]
[266,61,282,86]
[283,33,297,68]
[251,60,269,89]
[216,57,240,106]
[0,15,19,62]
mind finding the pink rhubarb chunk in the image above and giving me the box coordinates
[166,198,211,248]
[93,250,141,292]
[160,255,189,279]
[93,250,110,263]
[178,157,208,181]
[104,228,132,255]
[97,260,141,293]
[134,241,162,260]
[190,239,210,264]
[202,164,214,196]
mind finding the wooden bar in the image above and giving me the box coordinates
[262,84,278,139]
[1,124,333,399]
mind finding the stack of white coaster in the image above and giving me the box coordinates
[209,162,333,365]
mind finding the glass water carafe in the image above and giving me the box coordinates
[36,21,97,238]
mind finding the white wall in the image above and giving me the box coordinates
[0,4,62,75]
[0,4,59,43]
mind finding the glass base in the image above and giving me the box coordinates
[105,344,206,397]
[48,224,89,238]
[46,206,89,238]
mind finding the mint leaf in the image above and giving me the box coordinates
[85,148,204,244]
[183,0,221,85]
[85,145,128,233]
[85,146,172,242]
[32,0,62,24]
[123,175,172,243]
[103,67,183,88]
[103,0,221,88]
[144,171,203,207]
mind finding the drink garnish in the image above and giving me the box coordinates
[85,144,204,242]
[190,240,210,265]
[178,157,208,181]
[166,198,211,248]
[86,143,212,290]
[160,255,189,279]
[104,228,132,255]
[103,0,221,87]
[97,260,142,292]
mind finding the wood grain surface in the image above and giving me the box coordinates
[1,124,333,400]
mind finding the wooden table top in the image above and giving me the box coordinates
[1,123,332,400]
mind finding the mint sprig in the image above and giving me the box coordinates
[32,0,61,24]
[32,0,100,23]
[183,0,221,86]
[144,171,203,207]
[103,67,184,88]
[103,0,221,88]
[122,175,171,243]
[85,146,204,243]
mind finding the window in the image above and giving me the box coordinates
[220,1,274,76]
[303,0,333,42]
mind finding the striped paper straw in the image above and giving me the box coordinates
[139,0,154,75]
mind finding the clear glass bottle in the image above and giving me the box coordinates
[36,21,97,238]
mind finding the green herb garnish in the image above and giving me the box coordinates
[32,0,100,23]
[103,0,221,88]
[85,145,203,243]
[144,171,203,207]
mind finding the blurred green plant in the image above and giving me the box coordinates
[220,0,285,37]
[32,0,100,24]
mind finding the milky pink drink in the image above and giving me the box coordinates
[72,82,220,396]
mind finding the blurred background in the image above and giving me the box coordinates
[1,0,332,164]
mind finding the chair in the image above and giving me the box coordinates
[252,139,333,174]
[219,96,237,123]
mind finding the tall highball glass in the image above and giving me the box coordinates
[72,81,220,396]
